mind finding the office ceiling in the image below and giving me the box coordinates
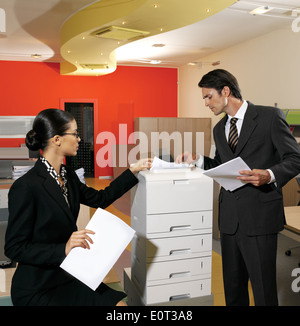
[0,0,299,75]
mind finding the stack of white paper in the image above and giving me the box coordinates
[12,165,33,180]
[150,156,191,171]
[203,157,251,191]
[60,208,135,290]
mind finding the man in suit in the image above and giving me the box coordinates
[177,69,300,305]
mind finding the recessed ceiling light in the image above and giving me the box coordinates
[31,54,42,58]
[150,60,161,64]
[250,6,272,15]
[153,4,159,9]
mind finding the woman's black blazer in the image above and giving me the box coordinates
[5,159,138,303]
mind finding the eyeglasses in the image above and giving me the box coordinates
[61,132,80,139]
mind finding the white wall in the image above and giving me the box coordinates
[178,25,300,134]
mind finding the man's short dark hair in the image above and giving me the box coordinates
[198,69,243,100]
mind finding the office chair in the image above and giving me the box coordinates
[285,246,300,267]
[285,175,300,267]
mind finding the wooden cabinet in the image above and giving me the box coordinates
[113,117,211,178]
[134,117,211,160]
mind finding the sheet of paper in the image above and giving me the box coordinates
[203,157,251,191]
[60,208,135,291]
[150,156,191,171]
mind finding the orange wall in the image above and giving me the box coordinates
[0,61,178,177]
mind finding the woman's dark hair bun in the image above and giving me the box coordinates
[25,108,74,151]
[25,129,41,151]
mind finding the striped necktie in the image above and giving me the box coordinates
[228,117,238,152]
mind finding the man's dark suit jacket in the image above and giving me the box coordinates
[204,102,300,236]
[5,159,138,305]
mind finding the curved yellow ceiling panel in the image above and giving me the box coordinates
[60,0,236,76]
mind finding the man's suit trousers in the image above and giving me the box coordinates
[220,228,278,306]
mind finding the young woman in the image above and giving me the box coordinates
[5,108,151,306]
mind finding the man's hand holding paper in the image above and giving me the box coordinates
[202,157,251,191]
[237,169,271,187]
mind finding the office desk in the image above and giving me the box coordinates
[0,182,12,267]
[284,206,300,235]
[0,180,13,186]
[284,206,300,262]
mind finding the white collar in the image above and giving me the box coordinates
[228,100,248,121]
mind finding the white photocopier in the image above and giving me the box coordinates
[124,167,214,306]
